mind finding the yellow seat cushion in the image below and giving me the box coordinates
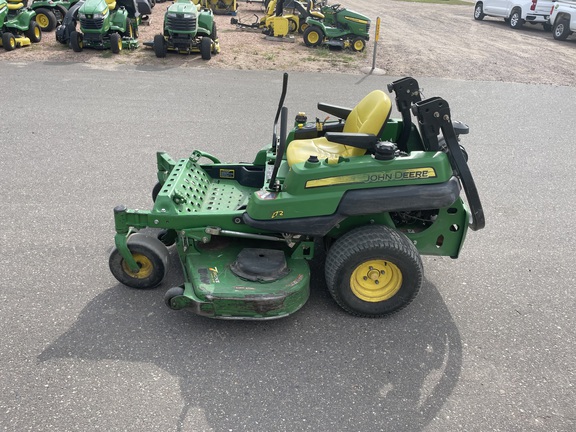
[7,2,24,10]
[106,0,117,10]
[287,90,392,166]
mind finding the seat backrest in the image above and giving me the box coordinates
[106,0,117,10]
[342,90,391,135]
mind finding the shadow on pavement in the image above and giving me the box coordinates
[39,246,462,431]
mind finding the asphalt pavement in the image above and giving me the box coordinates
[0,61,574,431]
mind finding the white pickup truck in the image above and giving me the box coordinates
[550,0,576,39]
[474,0,554,30]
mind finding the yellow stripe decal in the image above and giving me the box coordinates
[344,17,369,25]
[306,168,437,189]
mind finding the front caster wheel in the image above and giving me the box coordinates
[325,225,423,317]
[109,233,169,289]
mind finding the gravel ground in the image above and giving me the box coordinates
[2,0,575,86]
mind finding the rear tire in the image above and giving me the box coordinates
[200,36,212,60]
[473,3,485,20]
[509,9,523,29]
[325,225,423,317]
[553,18,571,40]
[35,8,57,32]
[26,21,42,43]
[303,25,323,47]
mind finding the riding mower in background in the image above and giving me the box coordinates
[231,0,299,37]
[28,0,80,32]
[0,0,41,50]
[55,0,84,44]
[145,0,219,58]
[203,0,236,15]
[108,73,485,320]
[303,2,370,51]
[68,0,152,53]
[292,0,327,33]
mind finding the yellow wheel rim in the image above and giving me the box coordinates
[35,27,41,39]
[36,14,49,29]
[354,39,365,51]
[307,31,319,44]
[121,253,153,279]
[118,39,122,51]
[350,259,402,302]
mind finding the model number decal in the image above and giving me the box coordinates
[271,210,284,219]
[219,169,235,179]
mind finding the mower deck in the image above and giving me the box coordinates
[169,237,310,319]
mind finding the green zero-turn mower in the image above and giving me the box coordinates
[146,0,219,59]
[302,2,370,51]
[69,0,152,53]
[109,74,485,320]
[28,0,80,32]
[0,0,41,50]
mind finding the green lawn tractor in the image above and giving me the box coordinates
[0,0,41,51]
[69,0,152,53]
[147,0,219,59]
[302,2,370,51]
[109,73,485,320]
[28,0,80,32]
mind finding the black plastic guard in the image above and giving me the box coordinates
[243,177,461,237]
[412,97,485,231]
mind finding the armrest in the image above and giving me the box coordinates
[325,132,379,149]
[317,102,352,120]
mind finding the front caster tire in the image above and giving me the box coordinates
[109,233,169,289]
[325,225,423,317]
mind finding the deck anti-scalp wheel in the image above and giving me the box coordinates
[109,233,169,289]
[325,225,423,317]
[164,286,185,309]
